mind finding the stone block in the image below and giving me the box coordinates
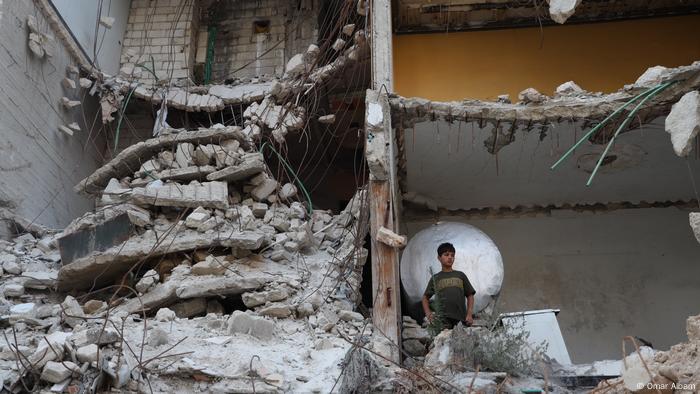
[191,255,229,276]
[61,295,84,328]
[135,269,159,293]
[279,183,297,200]
[252,202,268,217]
[259,303,293,318]
[171,298,207,318]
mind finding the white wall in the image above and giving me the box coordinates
[0,0,106,233]
[405,207,700,363]
[51,0,130,75]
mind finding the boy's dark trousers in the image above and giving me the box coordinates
[444,317,471,329]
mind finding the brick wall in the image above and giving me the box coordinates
[120,0,200,84]
[196,0,318,82]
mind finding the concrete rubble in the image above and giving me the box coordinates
[549,0,582,24]
[665,90,700,157]
[0,119,374,391]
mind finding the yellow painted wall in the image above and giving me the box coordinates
[393,15,700,101]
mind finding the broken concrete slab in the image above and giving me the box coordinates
[57,212,133,265]
[207,153,266,182]
[130,181,229,210]
[665,90,700,157]
[75,128,250,195]
[57,225,265,291]
[258,303,293,318]
[208,82,272,105]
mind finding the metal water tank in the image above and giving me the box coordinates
[400,222,504,313]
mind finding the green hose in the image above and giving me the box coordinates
[203,26,217,85]
[259,142,313,213]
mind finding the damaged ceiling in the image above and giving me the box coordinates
[393,0,700,33]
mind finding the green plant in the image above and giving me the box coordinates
[450,314,548,376]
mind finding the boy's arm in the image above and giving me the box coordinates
[422,295,433,322]
[465,294,474,325]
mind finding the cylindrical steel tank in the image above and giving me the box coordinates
[401,222,504,313]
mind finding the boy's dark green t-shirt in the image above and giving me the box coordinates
[423,270,476,321]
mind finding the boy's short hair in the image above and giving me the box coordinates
[437,242,455,256]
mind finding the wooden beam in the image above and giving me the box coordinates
[369,180,401,363]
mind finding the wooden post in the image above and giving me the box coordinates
[369,180,401,363]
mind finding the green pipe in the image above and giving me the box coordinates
[550,85,662,171]
[203,26,217,84]
[259,142,314,213]
[113,86,136,152]
[586,81,676,186]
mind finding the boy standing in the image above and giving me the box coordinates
[422,242,476,329]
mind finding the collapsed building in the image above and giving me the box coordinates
[1,0,700,392]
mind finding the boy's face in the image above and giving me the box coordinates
[438,251,455,268]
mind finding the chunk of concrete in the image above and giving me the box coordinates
[252,179,278,201]
[259,303,293,318]
[30,331,71,368]
[79,78,92,88]
[193,145,215,166]
[135,269,159,293]
[130,181,229,210]
[227,311,274,340]
[338,310,364,322]
[286,54,306,76]
[41,361,77,383]
[175,143,195,168]
[691,213,700,244]
[332,38,346,51]
[279,183,297,200]
[4,284,25,297]
[549,0,581,24]
[185,207,211,228]
[76,344,98,363]
[61,295,85,328]
[342,24,355,36]
[207,153,266,182]
[127,209,151,227]
[242,288,289,308]
[555,81,584,96]
[170,298,207,318]
[61,97,81,109]
[665,91,700,157]
[376,226,407,248]
[252,202,268,217]
[99,16,115,29]
[156,307,176,322]
[83,300,106,314]
[191,255,229,276]
[518,87,547,104]
[62,78,76,90]
[318,114,336,124]
[635,65,669,87]
[1,254,21,274]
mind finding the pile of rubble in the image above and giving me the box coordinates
[0,123,378,391]
[594,314,700,393]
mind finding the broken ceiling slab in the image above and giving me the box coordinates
[131,165,218,186]
[57,224,265,291]
[390,61,700,126]
[111,79,271,110]
[130,181,229,210]
[75,128,250,195]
